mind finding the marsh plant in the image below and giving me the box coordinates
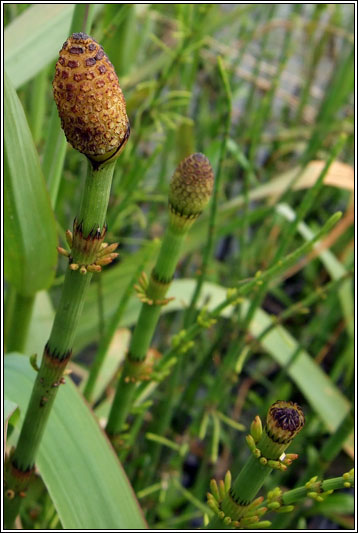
[4,4,354,530]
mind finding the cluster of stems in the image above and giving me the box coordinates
[106,153,214,441]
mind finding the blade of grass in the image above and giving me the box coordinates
[4,72,57,297]
[4,4,103,88]
[5,354,147,529]
[4,5,75,88]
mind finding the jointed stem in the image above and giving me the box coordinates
[78,161,116,235]
[84,251,151,401]
[134,210,342,410]
[205,402,305,529]
[106,147,216,439]
[279,473,354,506]
[106,222,187,437]
[4,161,116,528]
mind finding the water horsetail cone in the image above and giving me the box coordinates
[53,33,129,165]
[266,401,305,444]
[169,153,214,218]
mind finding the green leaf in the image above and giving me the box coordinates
[311,493,354,515]
[4,72,57,296]
[5,354,147,529]
[4,5,74,88]
[4,399,19,424]
[4,399,19,449]
[25,291,55,355]
[4,4,104,89]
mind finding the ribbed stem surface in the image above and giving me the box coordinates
[78,160,116,235]
[4,161,116,528]
[106,221,189,437]
[205,428,293,530]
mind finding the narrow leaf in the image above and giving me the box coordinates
[4,72,57,296]
[5,355,147,529]
[4,4,104,88]
[4,399,19,453]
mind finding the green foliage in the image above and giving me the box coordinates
[4,72,57,296]
[5,355,146,529]
[4,3,354,530]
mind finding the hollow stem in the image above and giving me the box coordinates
[280,473,354,506]
[105,220,188,438]
[4,160,116,528]
[205,402,304,529]
[83,252,149,402]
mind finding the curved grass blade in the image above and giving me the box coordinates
[4,5,74,88]
[4,72,57,296]
[5,355,147,530]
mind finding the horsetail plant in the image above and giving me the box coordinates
[204,469,355,530]
[205,401,305,529]
[4,33,129,528]
[106,153,214,443]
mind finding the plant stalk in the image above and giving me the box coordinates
[205,402,305,529]
[106,152,215,439]
[105,221,187,438]
[4,160,116,528]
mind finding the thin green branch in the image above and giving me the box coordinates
[135,210,342,405]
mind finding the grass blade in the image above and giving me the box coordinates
[5,355,147,529]
[4,72,57,296]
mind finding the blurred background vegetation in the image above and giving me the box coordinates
[4,3,354,530]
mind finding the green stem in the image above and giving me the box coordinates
[135,211,342,408]
[280,474,354,506]
[83,243,157,403]
[205,427,297,529]
[6,292,35,353]
[106,221,188,437]
[106,376,138,437]
[69,3,96,34]
[78,160,116,234]
[271,407,354,530]
[4,161,116,528]
[144,59,231,485]
[83,255,147,401]
[29,68,48,145]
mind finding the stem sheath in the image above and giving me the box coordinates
[4,161,116,528]
[106,222,186,437]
